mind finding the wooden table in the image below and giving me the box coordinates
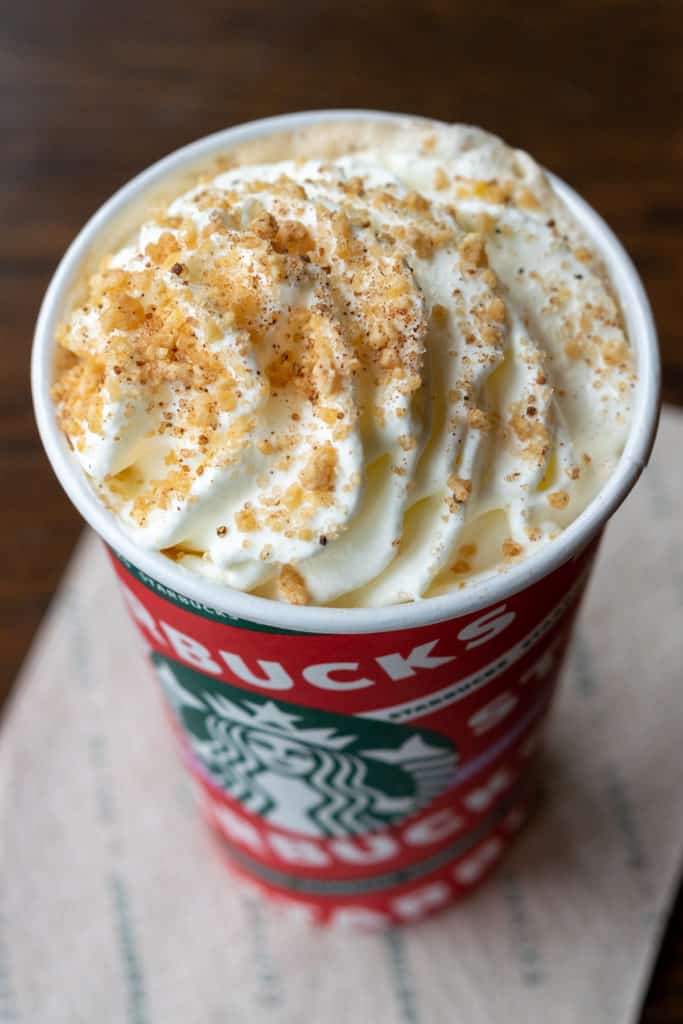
[1,1,681,1016]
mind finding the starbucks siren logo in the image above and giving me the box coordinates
[154,654,458,838]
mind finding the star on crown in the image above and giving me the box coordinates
[204,694,356,750]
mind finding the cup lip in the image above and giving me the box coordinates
[31,108,661,635]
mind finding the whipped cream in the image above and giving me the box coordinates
[53,122,635,606]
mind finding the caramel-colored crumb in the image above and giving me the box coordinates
[451,559,471,574]
[447,475,472,503]
[459,233,488,271]
[502,538,524,559]
[299,443,338,492]
[236,506,259,532]
[278,564,309,605]
[468,408,494,432]
[509,400,550,464]
[548,490,570,509]
[516,187,540,210]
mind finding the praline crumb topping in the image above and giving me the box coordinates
[52,123,635,607]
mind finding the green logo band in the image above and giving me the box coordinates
[153,653,458,839]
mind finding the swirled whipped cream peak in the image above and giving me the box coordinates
[52,120,636,607]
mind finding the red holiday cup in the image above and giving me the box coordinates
[32,110,660,928]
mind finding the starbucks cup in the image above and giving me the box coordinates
[32,110,660,928]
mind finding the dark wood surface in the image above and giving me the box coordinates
[1,1,681,1017]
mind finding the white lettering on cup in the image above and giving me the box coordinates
[375,640,456,681]
[392,882,451,920]
[302,663,374,691]
[520,641,560,684]
[328,834,399,865]
[464,770,513,813]
[212,805,264,854]
[458,605,516,650]
[220,652,294,691]
[468,691,518,735]
[160,623,221,674]
[404,808,464,846]
[268,835,330,866]
[453,837,503,885]
[120,585,165,645]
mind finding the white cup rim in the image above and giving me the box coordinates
[31,108,660,634]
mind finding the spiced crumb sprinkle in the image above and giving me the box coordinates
[502,538,524,559]
[278,564,309,605]
[548,490,570,509]
[447,475,472,504]
[459,233,488,271]
[468,408,494,432]
[451,558,471,574]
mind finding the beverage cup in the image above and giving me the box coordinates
[32,110,660,927]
